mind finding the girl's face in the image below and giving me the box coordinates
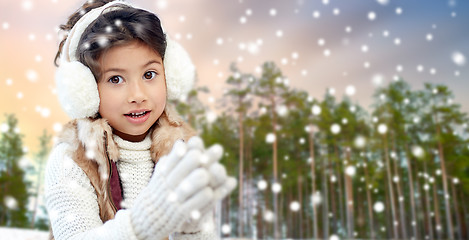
[97,40,167,142]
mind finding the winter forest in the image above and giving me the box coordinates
[1,61,469,239]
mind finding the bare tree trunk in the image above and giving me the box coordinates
[270,94,280,238]
[279,189,284,237]
[322,150,330,238]
[257,194,263,239]
[363,159,375,239]
[298,174,303,238]
[451,180,462,240]
[404,144,419,240]
[382,135,399,239]
[345,149,354,239]
[287,191,293,238]
[356,186,365,238]
[302,174,311,237]
[237,98,245,237]
[459,191,468,239]
[246,134,254,238]
[31,153,46,228]
[390,133,407,239]
[432,177,443,239]
[329,155,338,235]
[433,113,454,239]
[0,184,7,225]
[384,181,393,239]
[423,160,434,240]
[263,188,270,238]
[334,145,346,233]
[413,161,425,238]
[308,126,319,239]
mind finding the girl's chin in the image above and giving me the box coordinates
[113,129,149,142]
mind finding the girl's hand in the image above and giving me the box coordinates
[174,137,237,235]
[130,140,214,240]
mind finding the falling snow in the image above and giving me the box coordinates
[1,1,469,239]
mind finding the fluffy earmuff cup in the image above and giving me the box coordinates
[163,38,195,101]
[55,61,100,119]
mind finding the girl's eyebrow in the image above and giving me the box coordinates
[143,59,162,67]
[103,59,162,74]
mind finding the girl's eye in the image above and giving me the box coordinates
[143,71,157,80]
[108,76,124,84]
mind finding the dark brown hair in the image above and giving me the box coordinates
[54,0,166,80]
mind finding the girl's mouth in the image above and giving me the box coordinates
[124,110,151,124]
[124,111,149,118]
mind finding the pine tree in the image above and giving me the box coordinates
[253,61,289,238]
[223,63,254,237]
[0,114,30,227]
[30,129,52,229]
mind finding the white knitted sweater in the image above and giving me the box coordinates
[45,134,217,240]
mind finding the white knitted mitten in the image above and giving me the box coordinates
[176,137,237,235]
[130,140,213,240]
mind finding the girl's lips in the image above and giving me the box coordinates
[124,110,151,124]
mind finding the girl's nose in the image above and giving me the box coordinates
[128,80,146,103]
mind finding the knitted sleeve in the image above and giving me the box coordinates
[44,143,139,240]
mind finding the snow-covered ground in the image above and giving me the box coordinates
[0,227,49,240]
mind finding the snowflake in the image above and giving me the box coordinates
[156,0,168,10]
[276,30,283,37]
[271,182,281,193]
[290,201,300,211]
[2,22,9,30]
[26,69,38,82]
[376,0,389,5]
[269,8,277,16]
[361,45,369,53]
[330,234,340,240]
[377,124,387,134]
[396,7,403,15]
[313,11,320,18]
[318,38,326,46]
[426,33,433,41]
[239,16,247,24]
[345,166,357,177]
[330,123,341,134]
[452,51,466,66]
[206,111,217,123]
[221,224,231,234]
[22,0,33,11]
[264,210,274,222]
[190,210,201,220]
[257,180,268,190]
[374,201,385,212]
[333,8,340,16]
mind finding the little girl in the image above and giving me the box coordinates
[45,0,236,239]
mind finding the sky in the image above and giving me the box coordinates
[0,0,468,156]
